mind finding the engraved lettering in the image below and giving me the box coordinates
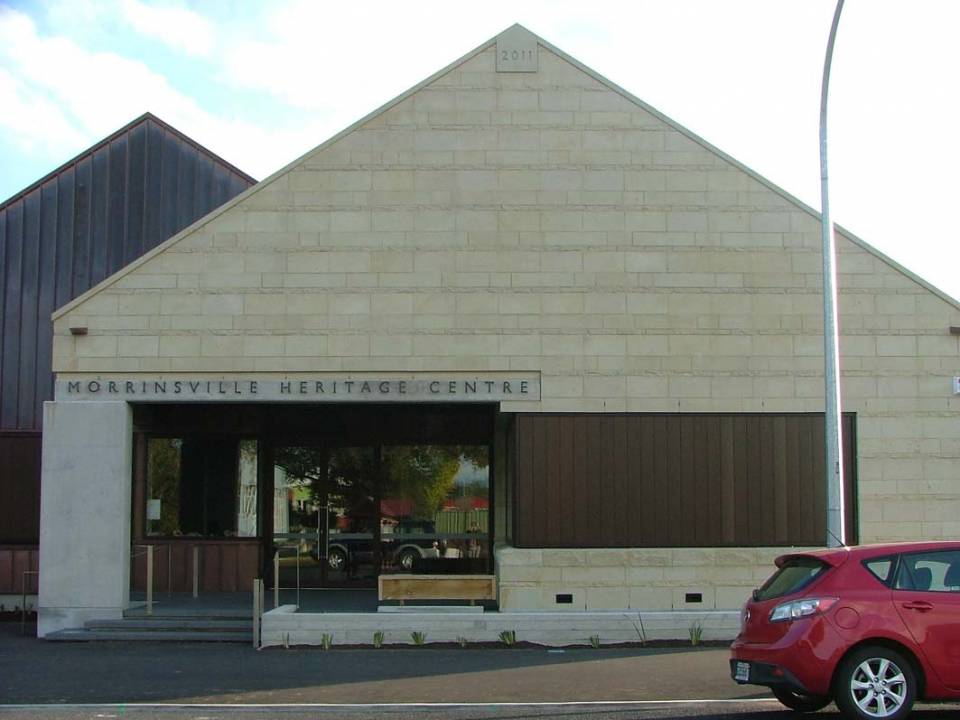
[281,382,292,394]
[87,380,101,393]
[398,381,407,394]
[448,381,457,394]
[189,381,201,393]
[465,380,476,394]
[361,381,371,393]
[429,381,440,394]
[126,381,135,393]
[520,380,529,394]
[68,381,81,393]
[379,381,390,394]
[315,382,324,394]
[503,381,512,394]
[345,381,354,393]
[174,381,182,394]
[485,381,494,392]
[154,382,166,394]
[299,381,308,394]
[250,381,258,394]
[109,381,119,393]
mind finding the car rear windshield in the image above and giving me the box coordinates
[754,557,829,602]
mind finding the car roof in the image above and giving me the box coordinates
[776,541,960,568]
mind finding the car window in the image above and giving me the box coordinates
[863,556,895,586]
[894,550,960,593]
[755,557,829,601]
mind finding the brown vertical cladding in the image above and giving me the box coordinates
[129,541,262,594]
[513,413,857,548]
[0,546,39,594]
[0,433,42,543]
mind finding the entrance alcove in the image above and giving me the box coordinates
[129,402,500,611]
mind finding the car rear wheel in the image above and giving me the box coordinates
[834,646,915,720]
[327,547,347,572]
[771,688,832,713]
[398,548,419,571]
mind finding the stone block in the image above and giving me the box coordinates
[586,587,629,610]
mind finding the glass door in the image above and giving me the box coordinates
[272,445,379,589]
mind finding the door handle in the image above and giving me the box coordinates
[902,601,934,612]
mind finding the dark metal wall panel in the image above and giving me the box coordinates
[71,158,92,297]
[160,131,180,241]
[124,123,147,266]
[89,143,110,287]
[1,203,23,426]
[107,136,128,273]
[513,413,858,548]
[142,122,165,259]
[0,115,254,432]
[0,433,42,543]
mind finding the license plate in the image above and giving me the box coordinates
[734,661,750,682]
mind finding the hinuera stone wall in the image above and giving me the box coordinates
[496,546,805,611]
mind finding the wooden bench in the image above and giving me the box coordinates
[378,574,497,606]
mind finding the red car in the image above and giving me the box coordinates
[731,541,960,719]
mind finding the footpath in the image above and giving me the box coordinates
[0,622,762,705]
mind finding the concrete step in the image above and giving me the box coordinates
[45,628,252,643]
[88,618,249,631]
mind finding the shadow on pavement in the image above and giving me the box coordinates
[1,622,755,706]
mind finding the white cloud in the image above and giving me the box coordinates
[118,0,215,57]
[0,7,286,182]
[0,67,88,158]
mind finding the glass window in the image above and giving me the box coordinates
[863,557,895,586]
[895,551,960,593]
[146,437,258,538]
[754,557,829,601]
[381,445,489,573]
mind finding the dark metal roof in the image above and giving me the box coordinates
[0,112,256,208]
[0,113,257,430]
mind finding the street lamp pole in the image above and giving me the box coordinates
[820,0,846,547]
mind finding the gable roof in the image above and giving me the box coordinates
[52,24,960,319]
[1,112,256,210]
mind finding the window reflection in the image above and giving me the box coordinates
[271,443,490,588]
[146,437,258,538]
[381,445,489,572]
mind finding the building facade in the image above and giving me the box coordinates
[37,26,960,635]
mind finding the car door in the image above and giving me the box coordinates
[893,549,960,690]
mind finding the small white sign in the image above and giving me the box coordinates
[953,377,960,395]
[147,499,162,521]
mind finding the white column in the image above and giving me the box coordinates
[38,401,133,636]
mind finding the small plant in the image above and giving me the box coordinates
[688,621,703,646]
[457,636,468,648]
[411,631,426,646]
[499,629,516,646]
[373,630,384,649]
[589,634,601,649]
[321,632,333,650]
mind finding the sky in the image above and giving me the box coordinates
[1,0,959,301]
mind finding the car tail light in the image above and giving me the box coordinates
[768,596,838,623]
